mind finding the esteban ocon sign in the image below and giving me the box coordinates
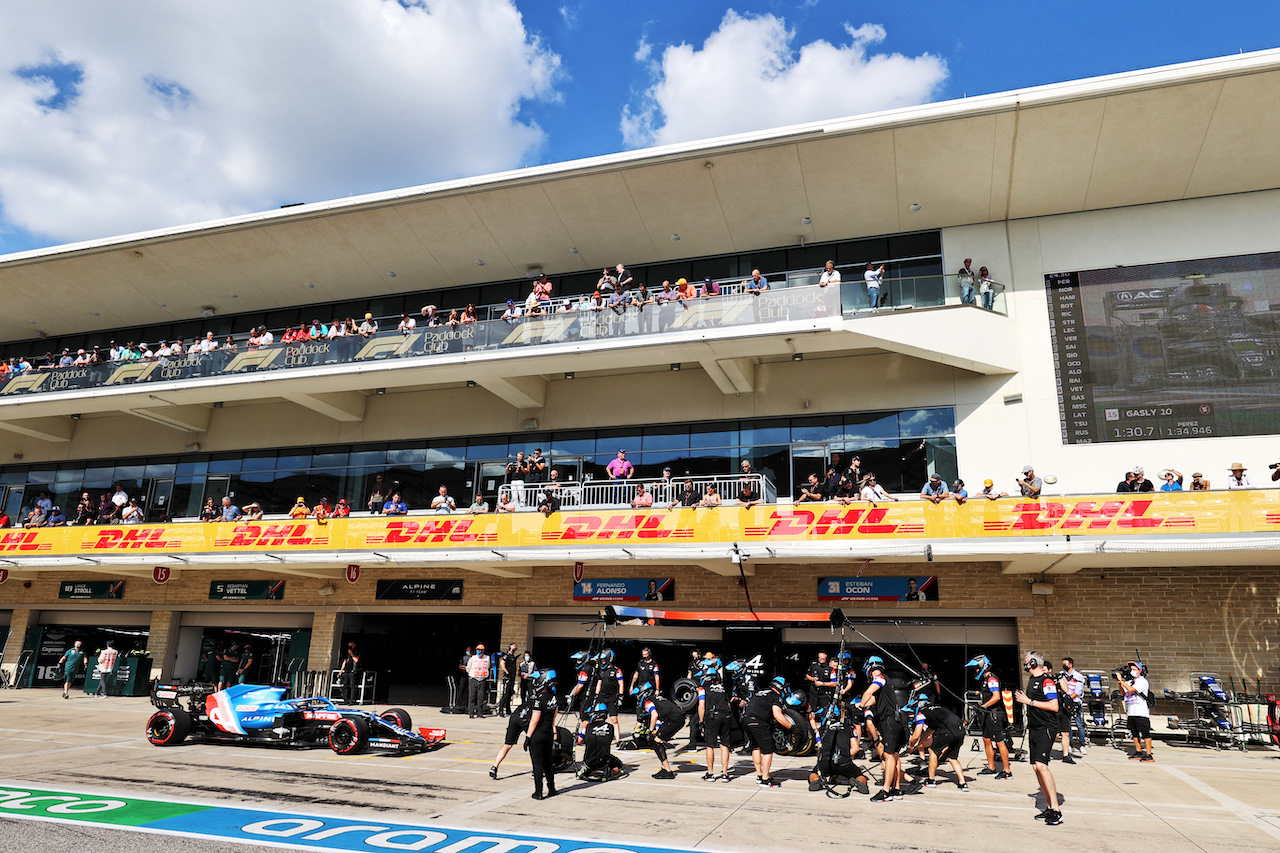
[0,784,694,853]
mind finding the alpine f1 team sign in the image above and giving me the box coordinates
[818,576,938,602]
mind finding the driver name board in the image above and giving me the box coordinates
[209,580,285,600]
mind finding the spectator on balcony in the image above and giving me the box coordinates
[468,493,490,514]
[676,277,696,301]
[461,304,478,324]
[533,274,554,304]
[825,453,848,495]
[23,504,48,528]
[220,497,243,522]
[367,475,386,513]
[16,355,33,373]
[1226,463,1252,489]
[259,325,275,346]
[309,319,328,339]
[121,499,144,524]
[819,260,841,289]
[669,480,701,510]
[420,305,441,326]
[860,475,897,505]
[796,473,827,503]
[384,492,409,516]
[1130,466,1154,493]
[1189,472,1209,491]
[431,485,456,514]
[700,484,722,507]
[241,502,262,521]
[615,263,634,292]
[196,332,219,376]
[289,497,310,519]
[358,313,378,338]
[1116,471,1137,492]
[501,300,523,324]
[332,499,349,518]
[73,348,89,366]
[737,480,762,507]
[607,449,634,480]
[979,267,996,310]
[834,474,859,505]
[397,314,416,335]
[247,328,262,350]
[656,280,681,330]
[979,479,1008,500]
[596,268,618,293]
[958,258,976,305]
[313,497,333,520]
[865,262,886,309]
[96,493,113,525]
[632,285,656,333]
[220,335,237,368]
[496,493,517,513]
[35,492,52,515]
[108,484,129,522]
[537,482,561,517]
[47,506,67,526]
[172,338,187,357]
[631,484,654,509]
[700,277,720,297]
[746,269,769,295]
[528,448,548,484]
[1160,469,1184,491]
[57,348,73,368]
[445,308,461,327]
[199,498,219,522]
[0,510,9,528]
[506,451,529,504]
[109,340,123,361]
[921,474,950,504]
[608,287,630,316]
[156,340,174,363]
[848,455,866,488]
[952,479,969,505]
[1016,466,1042,498]
[0,359,10,378]
[74,493,98,526]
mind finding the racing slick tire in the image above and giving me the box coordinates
[380,707,413,729]
[671,678,698,712]
[146,709,192,746]
[329,716,370,755]
[551,726,576,773]
[772,708,814,756]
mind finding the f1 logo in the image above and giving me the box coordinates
[345,564,360,584]
[152,566,171,584]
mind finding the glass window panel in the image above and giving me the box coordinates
[740,422,789,446]
[641,425,688,451]
[888,231,942,259]
[27,468,55,484]
[176,460,208,476]
[549,437,593,457]
[790,416,844,443]
[312,451,349,468]
[113,465,144,481]
[270,471,312,511]
[751,446,791,499]
[595,433,640,455]
[239,454,277,473]
[383,466,425,508]
[208,457,241,474]
[425,446,464,463]
[423,462,468,508]
[747,250,787,278]
[0,469,27,485]
[689,428,737,448]
[386,447,425,465]
[898,407,956,437]
[465,442,508,460]
[144,462,176,479]
[275,454,312,470]
[839,238,889,267]
[845,411,900,441]
[349,449,387,467]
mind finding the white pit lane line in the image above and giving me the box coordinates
[1159,764,1280,842]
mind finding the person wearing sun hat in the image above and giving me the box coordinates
[1226,463,1253,489]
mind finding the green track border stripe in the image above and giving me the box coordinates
[0,784,209,827]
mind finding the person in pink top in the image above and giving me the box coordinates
[606,449,634,479]
[94,641,118,697]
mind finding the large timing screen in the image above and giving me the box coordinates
[1046,250,1280,444]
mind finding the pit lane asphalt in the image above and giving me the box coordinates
[2,690,1280,853]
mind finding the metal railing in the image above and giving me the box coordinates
[497,473,774,510]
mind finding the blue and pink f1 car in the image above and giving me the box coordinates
[146,682,446,755]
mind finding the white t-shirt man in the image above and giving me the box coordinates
[1124,675,1150,717]
[819,265,841,287]
[466,652,491,680]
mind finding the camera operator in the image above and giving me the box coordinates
[1015,652,1063,826]
[1056,657,1087,761]
[1115,661,1154,762]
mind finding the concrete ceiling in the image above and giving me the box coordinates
[3,50,1280,345]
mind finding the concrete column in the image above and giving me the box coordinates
[500,611,532,653]
[308,610,342,673]
[146,610,180,681]
[1,607,38,684]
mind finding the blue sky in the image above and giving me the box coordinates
[1,1,1277,256]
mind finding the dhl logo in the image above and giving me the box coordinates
[370,519,479,544]
[215,524,323,547]
[88,528,183,550]
[752,508,901,537]
[551,514,691,540]
[0,531,49,552]
[987,500,1189,532]
[105,362,160,385]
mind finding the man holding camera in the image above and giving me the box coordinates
[1116,661,1154,762]
[1014,652,1063,826]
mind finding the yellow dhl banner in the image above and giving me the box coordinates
[0,492,1277,557]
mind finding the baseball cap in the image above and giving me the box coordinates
[984,479,993,486]
[1132,465,1145,475]
[1022,465,1034,474]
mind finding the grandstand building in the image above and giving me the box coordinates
[1,50,1278,702]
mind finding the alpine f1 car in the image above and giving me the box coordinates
[146,682,446,755]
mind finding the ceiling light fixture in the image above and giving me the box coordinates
[564,371,575,380]
[304,282,315,289]
[792,352,804,362]
[801,216,812,226]
[375,388,386,396]
[569,247,580,255]
[908,203,923,212]
[670,234,681,242]
[670,363,681,372]
[89,311,100,317]
[200,307,215,318]
[387,271,397,278]
[466,380,477,388]
[474,259,485,267]
[157,302,167,308]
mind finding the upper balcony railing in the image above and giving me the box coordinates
[0,271,1005,398]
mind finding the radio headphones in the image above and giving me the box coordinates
[1024,653,1045,671]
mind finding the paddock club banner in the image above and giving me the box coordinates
[818,576,939,602]
[4,492,1280,559]
[573,578,674,602]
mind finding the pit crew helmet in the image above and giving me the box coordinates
[570,651,591,668]
[965,655,992,681]
[630,681,656,702]
[770,675,787,692]
[533,669,557,695]
[589,702,610,720]
[596,649,615,667]
[862,655,885,677]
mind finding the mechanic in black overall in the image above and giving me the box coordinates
[588,649,624,739]
[498,643,519,717]
[907,692,968,790]
[525,670,559,800]
[742,675,793,788]
[860,656,906,802]
[630,647,660,695]
[696,658,733,782]
[490,670,536,779]
[338,641,363,705]
[218,643,240,691]
[805,651,837,728]
[810,709,871,795]
[634,681,685,779]
[577,701,627,781]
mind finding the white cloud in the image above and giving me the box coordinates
[621,11,946,148]
[558,4,579,28]
[634,38,652,63]
[0,0,561,245]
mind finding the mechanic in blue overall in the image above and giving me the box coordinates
[697,657,734,782]
[525,670,559,800]
[490,672,536,779]
[633,681,685,779]
[577,701,627,781]
[967,654,1013,779]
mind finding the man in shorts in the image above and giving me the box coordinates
[696,659,733,782]
[1015,652,1064,826]
[742,676,793,787]
[907,693,968,790]
[860,656,906,802]
[1116,661,1154,762]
